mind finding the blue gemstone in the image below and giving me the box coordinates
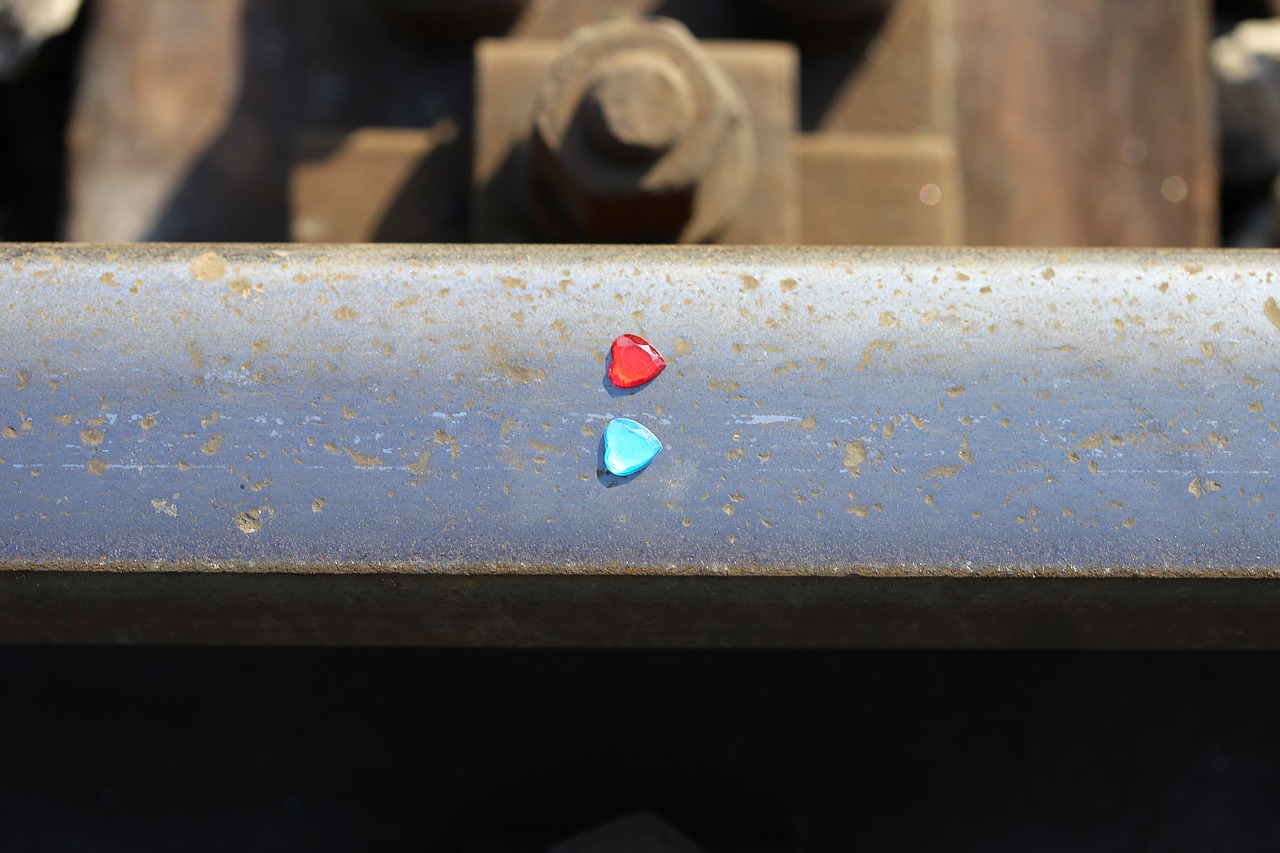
[603,418,662,476]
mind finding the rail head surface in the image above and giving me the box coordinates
[2,244,1279,645]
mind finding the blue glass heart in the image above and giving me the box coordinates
[603,418,662,476]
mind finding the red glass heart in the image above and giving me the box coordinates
[608,334,667,388]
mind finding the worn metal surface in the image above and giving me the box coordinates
[3,242,1280,575]
[3,244,1280,644]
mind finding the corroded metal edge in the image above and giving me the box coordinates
[4,572,1280,647]
[5,560,1280,579]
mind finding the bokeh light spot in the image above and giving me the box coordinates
[919,183,942,206]
[1121,137,1148,165]
[1161,176,1188,203]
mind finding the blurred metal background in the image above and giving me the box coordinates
[1,0,1223,246]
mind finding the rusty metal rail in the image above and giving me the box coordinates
[3,244,1280,646]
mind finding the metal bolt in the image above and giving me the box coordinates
[525,17,756,243]
[581,52,696,162]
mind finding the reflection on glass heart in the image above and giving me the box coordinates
[603,418,662,476]
[608,334,667,388]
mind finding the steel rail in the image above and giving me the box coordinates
[3,244,1280,645]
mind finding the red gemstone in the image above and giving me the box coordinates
[608,334,667,388]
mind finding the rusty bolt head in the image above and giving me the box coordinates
[525,17,756,243]
[582,52,696,162]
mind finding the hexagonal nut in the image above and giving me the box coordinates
[525,17,756,243]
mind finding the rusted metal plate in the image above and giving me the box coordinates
[954,0,1216,247]
[290,125,465,242]
[2,244,1280,644]
[797,133,963,245]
